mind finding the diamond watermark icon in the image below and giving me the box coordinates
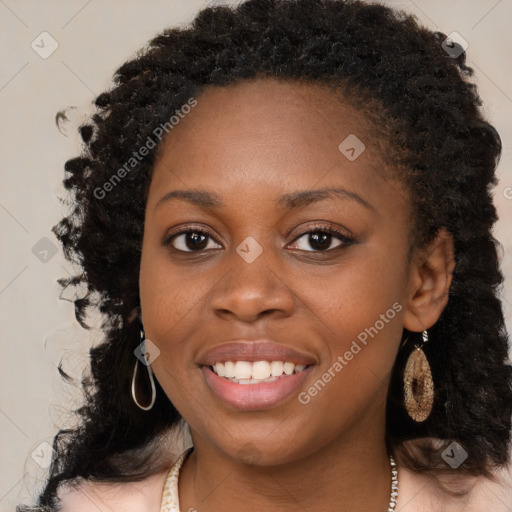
[31,441,54,469]
[441,441,468,468]
[32,236,58,263]
[338,134,365,161]
[236,236,263,263]
[441,32,468,59]
[134,338,161,366]
[31,31,59,59]
[236,442,263,465]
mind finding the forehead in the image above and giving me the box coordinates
[148,78,408,212]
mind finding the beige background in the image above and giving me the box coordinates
[1,1,511,510]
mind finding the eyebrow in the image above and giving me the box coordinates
[154,186,375,212]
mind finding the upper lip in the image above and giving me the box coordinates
[197,340,317,366]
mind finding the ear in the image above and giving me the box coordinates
[403,228,455,332]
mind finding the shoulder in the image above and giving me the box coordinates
[56,468,170,512]
[463,465,512,512]
[396,460,512,512]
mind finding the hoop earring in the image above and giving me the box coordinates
[403,330,434,422]
[131,326,156,411]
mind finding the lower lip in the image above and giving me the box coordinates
[201,365,314,411]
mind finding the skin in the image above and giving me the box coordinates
[138,78,455,511]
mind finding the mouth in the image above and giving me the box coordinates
[201,360,315,410]
[207,360,311,384]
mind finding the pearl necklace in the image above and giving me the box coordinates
[160,449,399,511]
[387,455,399,511]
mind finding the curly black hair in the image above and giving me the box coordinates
[18,0,512,509]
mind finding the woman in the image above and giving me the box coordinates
[18,0,512,510]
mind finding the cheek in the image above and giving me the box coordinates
[310,245,407,382]
[139,253,204,351]
[139,248,207,412]
[139,238,196,360]
[313,244,406,327]
[140,234,407,351]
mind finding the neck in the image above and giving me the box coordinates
[178,408,394,511]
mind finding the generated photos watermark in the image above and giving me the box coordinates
[298,301,403,405]
[94,97,198,200]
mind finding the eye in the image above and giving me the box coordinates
[163,226,221,253]
[288,223,356,252]
[163,223,356,254]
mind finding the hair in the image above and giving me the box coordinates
[18,0,512,509]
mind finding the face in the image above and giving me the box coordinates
[139,78,414,465]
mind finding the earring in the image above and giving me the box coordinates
[131,325,156,411]
[403,330,434,422]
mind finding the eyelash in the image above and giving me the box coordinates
[162,223,356,254]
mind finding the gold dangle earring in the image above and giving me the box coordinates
[403,330,434,422]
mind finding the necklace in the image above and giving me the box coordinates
[387,455,399,511]
[161,449,399,511]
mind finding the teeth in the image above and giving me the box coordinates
[238,376,279,384]
[234,361,252,380]
[224,361,235,378]
[252,361,271,380]
[211,360,309,382]
[270,361,284,376]
[215,362,226,377]
[283,362,295,375]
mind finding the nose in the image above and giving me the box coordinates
[209,245,295,324]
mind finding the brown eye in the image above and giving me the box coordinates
[298,232,339,251]
[289,225,356,252]
[164,229,221,252]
